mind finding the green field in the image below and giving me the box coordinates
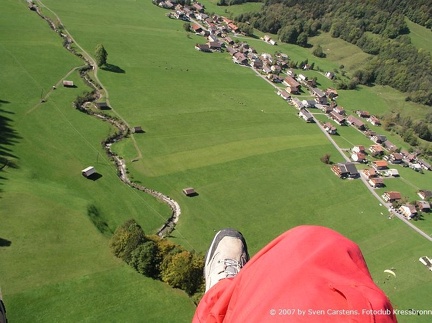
[406,18,432,53]
[1,0,432,322]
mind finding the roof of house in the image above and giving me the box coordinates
[390,153,403,160]
[369,177,383,184]
[373,160,388,167]
[418,190,432,198]
[329,111,346,122]
[370,144,383,151]
[182,187,197,196]
[384,191,402,199]
[417,200,431,209]
[347,115,365,128]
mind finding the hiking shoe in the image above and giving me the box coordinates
[204,228,249,292]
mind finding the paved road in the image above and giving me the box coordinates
[312,114,432,242]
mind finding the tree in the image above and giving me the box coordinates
[160,250,204,295]
[109,219,146,264]
[312,45,325,58]
[95,44,108,67]
[183,22,191,32]
[320,154,331,164]
[296,32,308,47]
[130,240,159,278]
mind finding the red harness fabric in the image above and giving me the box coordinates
[193,225,397,323]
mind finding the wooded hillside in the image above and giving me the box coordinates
[234,0,432,106]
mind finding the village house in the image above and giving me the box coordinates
[195,43,211,52]
[383,140,398,152]
[232,52,248,65]
[316,104,333,114]
[270,64,281,74]
[382,191,402,203]
[262,65,272,74]
[263,35,277,45]
[417,200,431,213]
[401,150,417,163]
[208,41,222,51]
[356,110,370,118]
[351,152,367,163]
[286,69,295,77]
[325,71,335,80]
[192,2,204,11]
[418,190,432,200]
[347,115,366,130]
[304,79,314,88]
[363,168,378,179]
[291,97,304,110]
[323,122,337,135]
[325,88,338,100]
[310,87,327,104]
[372,160,389,171]
[223,36,234,45]
[226,46,237,56]
[302,100,316,108]
[191,24,204,34]
[277,90,291,101]
[283,76,300,94]
[266,74,283,83]
[352,145,366,154]
[389,152,403,164]
[399,204,417,219]
[385,169,400,177]
[418,158,432,171]
[250,58,263,69]
[208,34,219,43]
[329,110,346,125]
[331,162,359,179]
[368,115,381,126]
[410,162,423,172]
[364,129,377,138]
[298,108,314,123]
[372,135,387,144]
[297,74,307,83]
[369,177,384,188]
[333,106,346,115]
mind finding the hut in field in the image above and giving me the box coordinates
[182,187,197,197]
[133,126,144,133]
[62,80,74,87]
[95,102,110,110]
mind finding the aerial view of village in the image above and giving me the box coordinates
[1,0,432,321]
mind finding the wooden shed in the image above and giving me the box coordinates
[133,126,144,133]
[95,102,110,110]
[182,187,197,197]
[62,80,74,87]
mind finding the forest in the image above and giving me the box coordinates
[233,0,432,107]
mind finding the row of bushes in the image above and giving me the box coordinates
[110,219,205,302]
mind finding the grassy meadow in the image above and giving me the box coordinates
[1,0,432,322]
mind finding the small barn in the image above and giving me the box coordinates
[63,80,74,87]
[95,102,110,110]
[133,126,144,133]
[182,187,197,197]
[82,166,96,177]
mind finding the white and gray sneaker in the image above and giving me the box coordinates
[204,228,249,292]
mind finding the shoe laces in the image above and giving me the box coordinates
[218,258,242,278]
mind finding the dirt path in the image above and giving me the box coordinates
[32,0,180,237]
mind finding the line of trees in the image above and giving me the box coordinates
[110,219,205,301]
